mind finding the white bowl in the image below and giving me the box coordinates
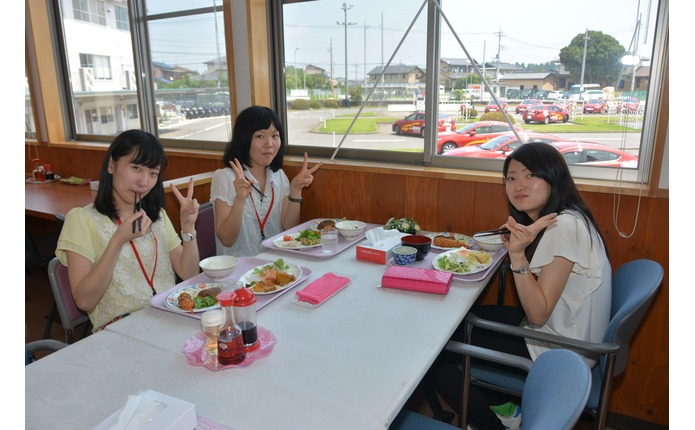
[335,220,367,240]
[473,233,505,252]
[199,255,239,280]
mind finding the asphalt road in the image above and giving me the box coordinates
[161,108,642,155]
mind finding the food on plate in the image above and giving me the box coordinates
[276,229,321,248]
[435,249,492,274]
[317,219,336,230]
[198,286,221,297]
[247,258,297,293]
[433,234,473,249]
[296,229,321,246]
[178,292,195,311]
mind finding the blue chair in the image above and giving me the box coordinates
[391,348,591,430]
[455,259,663,430]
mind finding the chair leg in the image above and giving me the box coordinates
[423,377,455,424]
[42,301,57,339]
[496,260,510,305]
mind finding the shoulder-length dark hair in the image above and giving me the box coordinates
[503,142,606,259]
[94,129,168,222]
[222,106,286,172]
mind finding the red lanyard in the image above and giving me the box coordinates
[116,218,159,296]
[249,186,274,240]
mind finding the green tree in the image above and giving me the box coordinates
[559,31,625,85]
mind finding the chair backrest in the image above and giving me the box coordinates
[602,259,664,377]
[195,201,216,261]
[521,349,591,430]
[48,257,90,333]
[25,339,68,365]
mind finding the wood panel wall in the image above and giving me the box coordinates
[26,146,669,425]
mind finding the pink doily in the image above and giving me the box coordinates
[183,326,276,371]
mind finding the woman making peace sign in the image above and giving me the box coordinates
[211,106,322,257]
[57,130,200,332]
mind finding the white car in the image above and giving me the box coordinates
[581,89,607,102]
[547,90,564,100]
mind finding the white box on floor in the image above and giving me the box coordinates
[93,389,197,430]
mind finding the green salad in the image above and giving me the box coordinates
[193,295,218,309]
[435,254,474,273]
[296,229,321,246]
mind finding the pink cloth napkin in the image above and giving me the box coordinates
[295,272,350,305]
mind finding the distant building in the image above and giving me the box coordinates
[305,64,327,77]
[366,64,425,97]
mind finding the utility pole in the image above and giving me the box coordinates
[330,38,334,98]
[494,28,502,84]
[294,47,299,89]
[364,22,368,86]
[337,3,355,106]
[381,12,384,86]
[580,29,589,90]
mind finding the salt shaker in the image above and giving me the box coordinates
[216,292,246,365]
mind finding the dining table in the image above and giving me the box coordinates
[25,223,506,430]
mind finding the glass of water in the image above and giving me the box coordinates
[321,226,339,253]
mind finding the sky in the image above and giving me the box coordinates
[283,0,661,80]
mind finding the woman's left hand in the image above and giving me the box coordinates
[171,177,199,230]
[290,152,322,195]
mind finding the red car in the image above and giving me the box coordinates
[583,99,608,114]
[515,99,542,114]
[523,104,569,124]
[436,121,525,154]
[485,100,508,113]
[616,97,642,114]
[445,132,563,159]
[392,111,455,137]
[550,141,638,168]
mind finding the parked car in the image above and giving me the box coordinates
[436,121,525,154]
[516,99,542,114]
[444,131,563,159]
[533,90,548,100]
[484,100,508,113]
[616,96,642,114]
[583,99,608,114]
[547,90,564,100]
[523,104,570,124]
[392,111,455,137]
[550,141,638,168]
[581,89,607,102]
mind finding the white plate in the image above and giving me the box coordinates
[426,232,475,250]
[273,230,322,249]
[238,261,303,295]
[165,283,224,313]
[432,248,493,274]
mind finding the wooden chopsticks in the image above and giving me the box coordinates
[474,228,510,237]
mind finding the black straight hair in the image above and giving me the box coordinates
[222,106,286,173]
[503,142,607,260]
[94,129,168,222]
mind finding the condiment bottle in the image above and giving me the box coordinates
[233,287,259,351]
[35,165,46,182]
[216,291,246,365]
[200,309,223,356]
[44,164,55,180]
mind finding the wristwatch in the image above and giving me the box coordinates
[181,231,197,242]
[510,262,530,275]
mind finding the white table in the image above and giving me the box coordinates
[26,242,503,429]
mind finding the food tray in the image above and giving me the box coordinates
[261,218,382,259]
[150,257,312,320]
[388,247,507,284]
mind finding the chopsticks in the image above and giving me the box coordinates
[474,227,510,237]
[133,192,142,233]
[245,176,266,200]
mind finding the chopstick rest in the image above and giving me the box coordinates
[295,272,350,305]
[380,266,453,295]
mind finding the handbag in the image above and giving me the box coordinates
[380,266,453,295]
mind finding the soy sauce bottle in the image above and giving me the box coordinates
[216,292,246,365]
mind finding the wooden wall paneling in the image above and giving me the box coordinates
[435,178,477,234]
[403,175,439,232]
[371,173,410,225]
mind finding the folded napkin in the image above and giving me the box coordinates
[381,266,454,295]
[295,273,350,305]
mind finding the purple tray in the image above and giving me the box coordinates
[150,257,313,320]
[261,218,382,259]
[387,246,507,284]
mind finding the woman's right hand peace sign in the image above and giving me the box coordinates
[229,158,251,203]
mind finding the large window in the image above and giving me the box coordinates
[278,0,668,182]
[54,0,232,148]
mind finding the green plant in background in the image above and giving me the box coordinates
[323,99,340,109]
[480,112,516,123]
[291,99,310,110]
[309,101,321,109]
[385,217,420,234]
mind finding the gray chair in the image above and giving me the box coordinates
[195,201,216,261]
[47,257,91,343]
[391,348,591,430]
[25,339,68,365]
[455,259,663,430]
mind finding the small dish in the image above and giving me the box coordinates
[392,246,417,266]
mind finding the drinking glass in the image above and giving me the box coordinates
[321,226,339,253]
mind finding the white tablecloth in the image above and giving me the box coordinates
[26,243,502,429]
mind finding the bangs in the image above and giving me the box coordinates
[130,138,167,170]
